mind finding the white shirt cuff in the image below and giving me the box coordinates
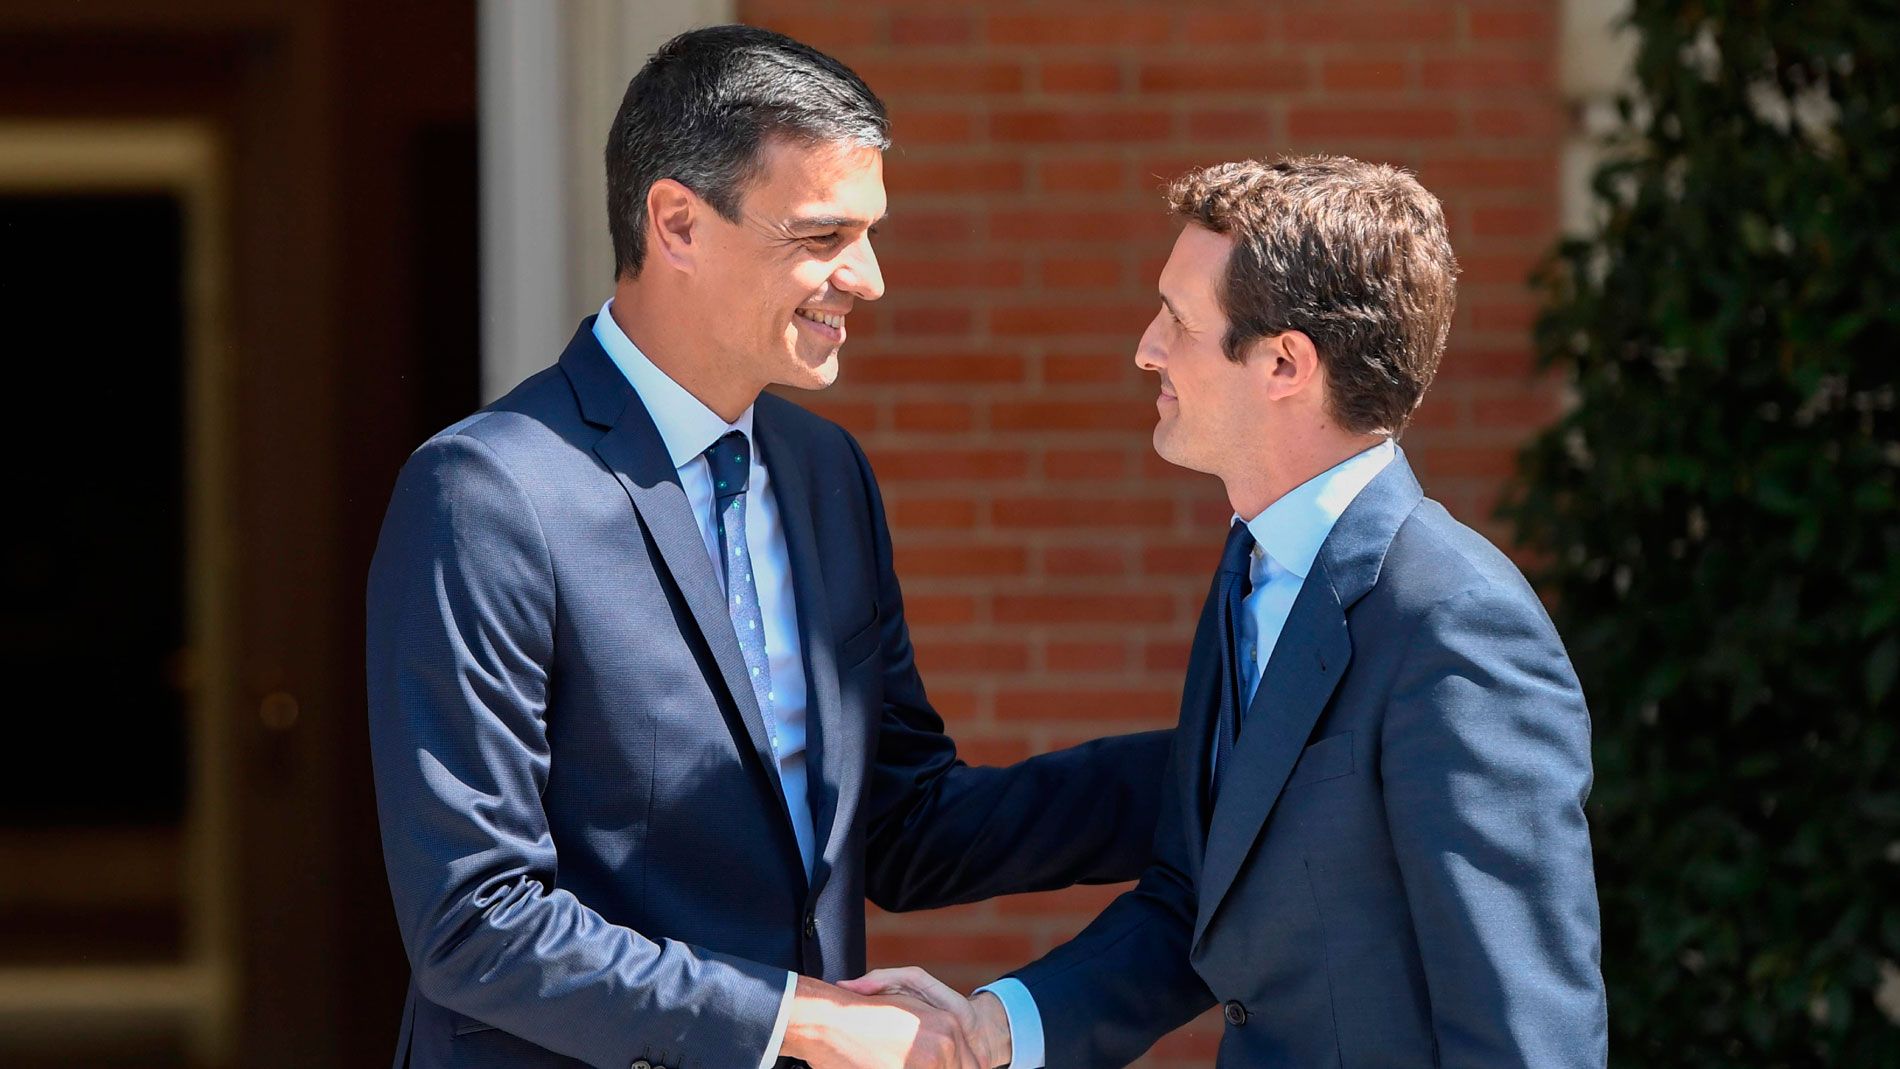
[975,977,1045,1068]
[759,970,798,1069]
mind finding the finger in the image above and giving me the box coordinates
[836,966,928,997]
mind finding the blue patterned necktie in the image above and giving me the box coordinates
[704,431,775,734]
[1210,519,1256,804]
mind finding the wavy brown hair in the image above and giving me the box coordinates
[1166,155,1459,435]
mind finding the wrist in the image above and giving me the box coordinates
[780,975,843,1062]
[969,990,1013,1068]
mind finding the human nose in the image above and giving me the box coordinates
[1135,312,1166,372]
[833,232,884,302]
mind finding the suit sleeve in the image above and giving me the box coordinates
[1381,585,1609,1067]
[837,433,1174,912]
[366,433,787,1069]
[1006,721,1215,1068]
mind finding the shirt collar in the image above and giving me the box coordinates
[593,298,754,471]
[1238,438,1397,580]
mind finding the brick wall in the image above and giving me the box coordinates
[742,2,1567,1062]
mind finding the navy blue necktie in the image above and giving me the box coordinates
[704,431,775,731]
[1210,520,1256,804]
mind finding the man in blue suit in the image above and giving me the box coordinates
[848,157,1608,1066]
[365,27,1168,1069]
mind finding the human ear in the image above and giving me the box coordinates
[645,178,699,273]
[1259,329,1321,401]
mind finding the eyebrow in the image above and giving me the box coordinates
[786,212,887,232]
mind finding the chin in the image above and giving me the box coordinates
[779,349,840,392]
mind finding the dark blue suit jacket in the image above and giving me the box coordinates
[366,320,1169,1068]
[1011,455,1607,1067]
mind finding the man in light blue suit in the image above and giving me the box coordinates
[366,27,1168,1069]
[848,156,1608,1067]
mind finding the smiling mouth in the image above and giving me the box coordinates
[795,308,846,330]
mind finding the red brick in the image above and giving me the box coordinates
[1047,351,1137,385]
[892,400,975,432]
[867,931,1033,964]
[991,399,1152,432]
[1181,12,1273,45]
[1040,60,1125,94]
[881,253,1025,289]
[995,881,1128,916]
[889,209,980,243]
[893,543,1031,577]
[993,304,1152,338]
[1470,9,1556,41]
[993,109,1173,144]
[1046,639,1134,672]
[1414,445,1519,479]
[987,208,1175,243]
[889,13,976,46]
[854,60,1023,95]
[1458,251,1543,286]
[871,448,1030,481]
[995,686,1179,720]
[1466,300,1540,332]
[1288,106,1459,140]
[893,306,975,335]
[1143,541,1216,576]
[1472,105,1567,139]
[1473,388,1565,429]
[889,496,977,529]
[894,109,979,146]
[1283,10,1455,43]
[995,592,1175,625]
[1417,155,1552,192]
[903,593,979,627]
[1421,58,1552,92]
[1470,204,1557,239]
[1138,59,1309,94]
[1144,639,1195,672]
[1043,545,1134,578]
[987,12,1171,47]
[1322,58,1411,92]
[884,158,1026,196]
[795,398,879,432]
[1044,449,1130,479]
[746,14,878,48]
[993,498,1176,530]
[1042,254,1124,289]
[853,353,1025,385]
[1039,158,1127,193]
[1185,108,1276,142]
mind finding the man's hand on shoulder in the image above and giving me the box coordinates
[835,968,1012,1068]
[781,973,992,1069]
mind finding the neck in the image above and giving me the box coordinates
[611,278,759,423]
[1223,428,1388,521]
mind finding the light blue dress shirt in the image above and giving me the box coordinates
[980,438,1398,1067]
[593,302,810,1067]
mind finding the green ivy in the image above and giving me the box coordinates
[1501,0,1900,1063]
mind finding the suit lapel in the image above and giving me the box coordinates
[754,406,855,897]
[1191,452,1426,950]
[561,321,788,820]
[1193,566,1351,948]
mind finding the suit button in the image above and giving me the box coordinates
[804,911,818,938]
[630,1061,651,1069]
[1223,1000,1248,1026]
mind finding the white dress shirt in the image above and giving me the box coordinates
[979,438,1398,1067]
[593,301,811,1067]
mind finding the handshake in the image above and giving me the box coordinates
[779,967,1013,1069]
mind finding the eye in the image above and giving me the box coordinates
[803,232,843,249]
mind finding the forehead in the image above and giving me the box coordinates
[741,137,887,220]
[1160,224,1234,307]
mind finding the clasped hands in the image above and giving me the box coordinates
[778,967,1011,1069]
